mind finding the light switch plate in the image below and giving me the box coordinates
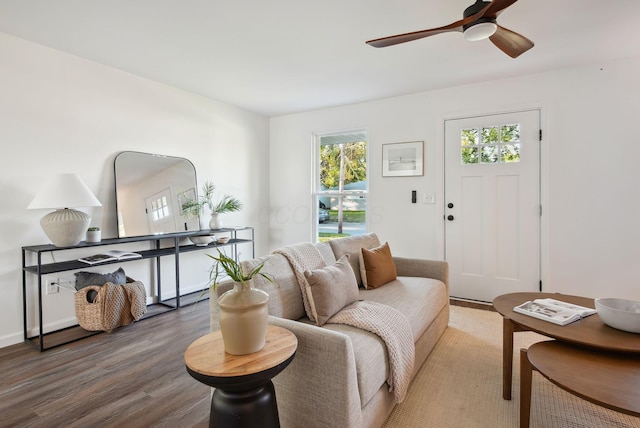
[423,193,436,204]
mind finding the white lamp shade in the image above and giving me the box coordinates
[27,173,102,209]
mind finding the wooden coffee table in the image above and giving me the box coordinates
[493,292,640,400]
[520,341,640,428]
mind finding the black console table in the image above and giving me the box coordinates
[22,227,254,351]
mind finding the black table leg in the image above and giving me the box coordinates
[210,381,280,428]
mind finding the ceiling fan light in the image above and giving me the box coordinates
[463,22,497,41]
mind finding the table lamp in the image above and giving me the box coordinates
[27,173,102,247]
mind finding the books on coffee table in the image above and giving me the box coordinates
[513,298,596,326]
[78,250,142,265]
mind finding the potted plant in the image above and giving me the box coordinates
[207,250,272,355]
[86,227,101,243]
[181,181,242,230]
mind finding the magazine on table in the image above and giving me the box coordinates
[78,250,142,265]
[513,298,596,326]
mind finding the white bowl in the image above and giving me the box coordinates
[217,236,230,244]
[595,298,640,333]
[189,236,213,246]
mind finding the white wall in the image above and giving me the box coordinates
[0,33,270,347]
[3,29,638,349]
[270,56,640,302]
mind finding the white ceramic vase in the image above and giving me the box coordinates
[217,279,269,355]
[209,212,222,230]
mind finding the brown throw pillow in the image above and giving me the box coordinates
[303,255,359,326]
[359,242,397,289]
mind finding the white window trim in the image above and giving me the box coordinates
[311,129,369,241]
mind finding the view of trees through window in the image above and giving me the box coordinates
[461,123,521,164]
[315,132,367,242]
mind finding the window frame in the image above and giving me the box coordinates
[312,129,369,242]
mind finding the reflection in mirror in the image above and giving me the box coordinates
[114,151,199,237]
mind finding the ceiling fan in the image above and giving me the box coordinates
[366,0,534,58]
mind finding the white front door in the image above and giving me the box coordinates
[444,110,541,302]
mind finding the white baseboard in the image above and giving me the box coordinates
[0,332,25,349]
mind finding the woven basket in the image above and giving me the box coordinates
[75,285,105,331]
[74,277,144,332]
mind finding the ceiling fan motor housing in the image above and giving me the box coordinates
[462,0,496,32]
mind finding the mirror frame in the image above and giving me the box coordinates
[114,151,199,237]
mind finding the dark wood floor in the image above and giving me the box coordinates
[0,302,212,427]
[0,298,493,427]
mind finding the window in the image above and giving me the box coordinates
[313,131,368,242]
[461,123,521,165]
[151,196,170,221]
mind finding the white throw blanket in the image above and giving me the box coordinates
[276,244,415,402]
[100,281,147,332]
[274,243,327,323]
[328,301,415,402]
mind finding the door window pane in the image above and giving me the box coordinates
[461,124,521,164]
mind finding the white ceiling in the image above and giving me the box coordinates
[1,0,639,117]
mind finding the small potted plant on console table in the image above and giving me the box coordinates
[86,227,101,243]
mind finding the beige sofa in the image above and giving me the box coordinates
[210,233,449,428]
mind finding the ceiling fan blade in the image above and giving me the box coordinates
[366,0,524,49]
[482,0,519,18]
[366,23,462,48]
[366,3,494,48]
[489,25,534,58]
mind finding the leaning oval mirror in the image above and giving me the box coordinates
[114,151,199,237]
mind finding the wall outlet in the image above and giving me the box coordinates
[46,279,59,295]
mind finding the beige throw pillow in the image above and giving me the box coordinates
[303,255,359,326]
[359,242,397,289]
[328,233,381,287]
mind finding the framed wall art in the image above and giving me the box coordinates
[382,141,424,177]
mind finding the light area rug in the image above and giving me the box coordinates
[383,305,640,428]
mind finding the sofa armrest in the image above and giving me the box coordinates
[393,256,449,292]
[268,316,363,428]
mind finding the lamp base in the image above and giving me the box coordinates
[40,209,91,247]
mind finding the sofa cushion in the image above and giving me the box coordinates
[360,276,448,341]
[240,254,306,320]
[304,255,359,326]
[315,241,337,265]
[359,242,397,289]
[329,233,381,287]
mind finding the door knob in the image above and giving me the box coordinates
[447,215,454,221]
[447,203,454,209]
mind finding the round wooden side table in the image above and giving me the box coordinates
[493,292,640,400]
[185,325,298,428]
[520,341,640,428]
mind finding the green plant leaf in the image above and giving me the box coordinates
[180,180,242,216]
[205,249,272,291]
